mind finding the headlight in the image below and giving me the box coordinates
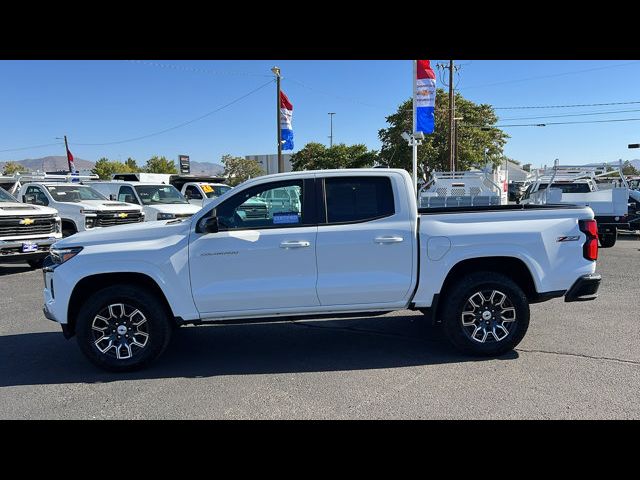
[55,217,62,233]
[80,209,98,215]
[157,213,176,220]
[50,246,83,265]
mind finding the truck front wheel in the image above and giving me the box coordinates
[441,272,530,356]
[75,285,172,372]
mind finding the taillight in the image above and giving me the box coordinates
[579,219,598,261]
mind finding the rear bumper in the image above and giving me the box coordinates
[565,274,601,302]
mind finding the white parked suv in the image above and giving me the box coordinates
[90,182,200,221]
[18,182,144,237]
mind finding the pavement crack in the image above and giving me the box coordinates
[516,347,640,366]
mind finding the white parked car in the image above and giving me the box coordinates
[18,182,144,237]
[89,181,200,221]
[43,169,601,371]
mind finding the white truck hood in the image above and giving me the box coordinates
[74,200,143,212]
[145,203,201,215]
[54,217,191,248]
[0,202,58,217]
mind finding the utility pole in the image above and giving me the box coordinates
[436,61,461,172]
[448,60,455,172]
[271,66,283,173]
[328,112,336,148]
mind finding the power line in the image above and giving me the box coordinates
[494,100,640,110]
[72,79,274,146]
[491,117,640,127]
[462,61,640,90]
[0,142,64,154]
[127,60,273,78]
[499,107,640,121]
[286,77,385,109]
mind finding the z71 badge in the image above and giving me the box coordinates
[557,236,580,242]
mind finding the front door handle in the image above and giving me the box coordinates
[374,236,404,244]
[280,241,311,249]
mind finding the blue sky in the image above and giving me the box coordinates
[1,60,640,168]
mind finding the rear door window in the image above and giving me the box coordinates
[324,177,395,224]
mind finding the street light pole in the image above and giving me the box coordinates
[328,112,336,148]
[271,66,283,173]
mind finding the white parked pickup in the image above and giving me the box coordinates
[18,182,144,237]
[89,181,200,221]
[180,182,232,208]
[0,187,61,267]
[42,169,602,371]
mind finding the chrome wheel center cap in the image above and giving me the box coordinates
[117,325,127,335]
[482,311,492,321]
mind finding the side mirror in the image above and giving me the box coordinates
[184,192,191,200]
[110,194,116,201]
[197,212,219,234]
[24,194,36,204]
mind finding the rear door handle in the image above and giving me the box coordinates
[280,241,311,249]
[374,236,404,244]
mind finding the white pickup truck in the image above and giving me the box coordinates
[89,181,200,221]
[0,187,61,267]
[180,182,232,208]
[17,181,145,237]
[42,169,602,371]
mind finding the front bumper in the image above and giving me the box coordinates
[0,237,58,263]
[565,273,601,302]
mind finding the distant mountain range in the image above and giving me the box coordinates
[0,156,225,176]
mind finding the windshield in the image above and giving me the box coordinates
[45,185,107,202]
[551,183,591,193]
[134,185,187,205]
[0,188,17,202]
[202,184,232,198]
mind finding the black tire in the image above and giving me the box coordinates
[440,271,530,356]
[599,230,617,248]
[27,258,44,269]
[75,285,172,372]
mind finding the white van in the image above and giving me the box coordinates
[90,181,200,221]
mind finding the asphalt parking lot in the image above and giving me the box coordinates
[1,234,639,419]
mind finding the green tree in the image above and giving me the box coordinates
[2,161,27,175]
[92,157,136,180]
[125,157,140,172]
[222,154,263,186]
[291,143,378,171]
[622,160,639,176]
[378,89,509,176]
[144,156,178,174]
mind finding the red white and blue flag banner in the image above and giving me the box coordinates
[280,91,294,150]
[66,145,76,173]
[415,60,436,133]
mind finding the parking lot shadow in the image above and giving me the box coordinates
[0,315,518,387]
[0,264,34,276]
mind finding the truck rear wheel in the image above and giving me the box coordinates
[75,285,172,372]
[441,272,529,356]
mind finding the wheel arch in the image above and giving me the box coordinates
[66,272,177,337]
[430,256,538,324]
